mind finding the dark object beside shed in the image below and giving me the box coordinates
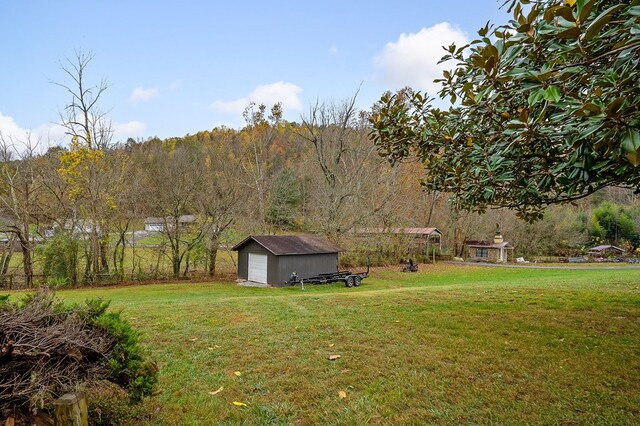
[232,235,344,287]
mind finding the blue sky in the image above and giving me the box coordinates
[0,1,510,144]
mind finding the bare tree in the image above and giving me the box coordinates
[199,138,241,276]
[295,94,386,242]
[0,133,46,287]
[54,50,117,283]
[54,50,114,151]
[142,144,210,278]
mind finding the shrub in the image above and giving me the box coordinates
[45,276,70,289]
[37,233,79,285]
[0,290,157,421]
[93,311,158,402]
[84,380,154,426]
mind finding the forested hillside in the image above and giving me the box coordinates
[0,54,637,287]
[1,100,638,287]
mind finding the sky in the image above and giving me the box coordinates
[0,1,511,146]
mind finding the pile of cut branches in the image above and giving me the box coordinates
[0,290,157,422]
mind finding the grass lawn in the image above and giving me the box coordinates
[8,264,640,425]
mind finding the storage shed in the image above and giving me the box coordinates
[232,235,344,287]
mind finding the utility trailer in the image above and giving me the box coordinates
[286,264,369,288]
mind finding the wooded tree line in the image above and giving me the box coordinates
[1,113,637,287]
[0,46,638,287]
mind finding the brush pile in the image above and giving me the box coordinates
[0,290,157,423]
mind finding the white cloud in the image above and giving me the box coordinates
[211,81,303,115]
[0,112,27,140]
[0,112,65,143]
[33,123,66,144]
[114,121,146,139]
[0,112,66,153]
[329,46,339,54]
[1,112,145,148]
[374,22,468,94]
[128,86,159,104]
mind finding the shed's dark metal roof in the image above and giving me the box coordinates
[232,235,344,255]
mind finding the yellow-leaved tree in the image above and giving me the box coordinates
[54,51,126,283]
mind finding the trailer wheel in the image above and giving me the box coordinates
[345,276,355,287]
[354,276,362,287]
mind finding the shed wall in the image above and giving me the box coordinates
[237,242,339,286]
[276,253,339,286]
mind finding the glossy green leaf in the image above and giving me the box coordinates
[528,88,546,106]
[543,86,562,102]
[584,4,624,42]
[621,129,640,154]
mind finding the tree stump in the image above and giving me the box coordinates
[53,393,88,426]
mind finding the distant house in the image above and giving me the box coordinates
[61,219,99,236]
[588,245,626,257]
[144,217,165,232]
[144,215,198,232]
[177,215,197,227]
[232,235,344,286]
[464,226,513,263]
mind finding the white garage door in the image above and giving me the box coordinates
[248,253,268,284]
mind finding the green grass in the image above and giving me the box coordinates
[6,265,640,425]
[4,248,238,282]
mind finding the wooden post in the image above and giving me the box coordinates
[53,392,88,426]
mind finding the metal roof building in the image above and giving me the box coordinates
[588,245,626,256]
[232,235,344,286]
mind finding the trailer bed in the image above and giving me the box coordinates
[286,265,369,288]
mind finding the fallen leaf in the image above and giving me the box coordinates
[328,343,335,347]
[189,338,198,342]
[208,347,215,350]
[232,401,247,407]
[341,369,350,374]
[328,354,341,361]
[338,390,347,399]
[234,371,242,376]
[208,386,224,395]
[4,417,15,426]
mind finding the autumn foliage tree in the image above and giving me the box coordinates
[55,51,122,282]
[370,0,640,221]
